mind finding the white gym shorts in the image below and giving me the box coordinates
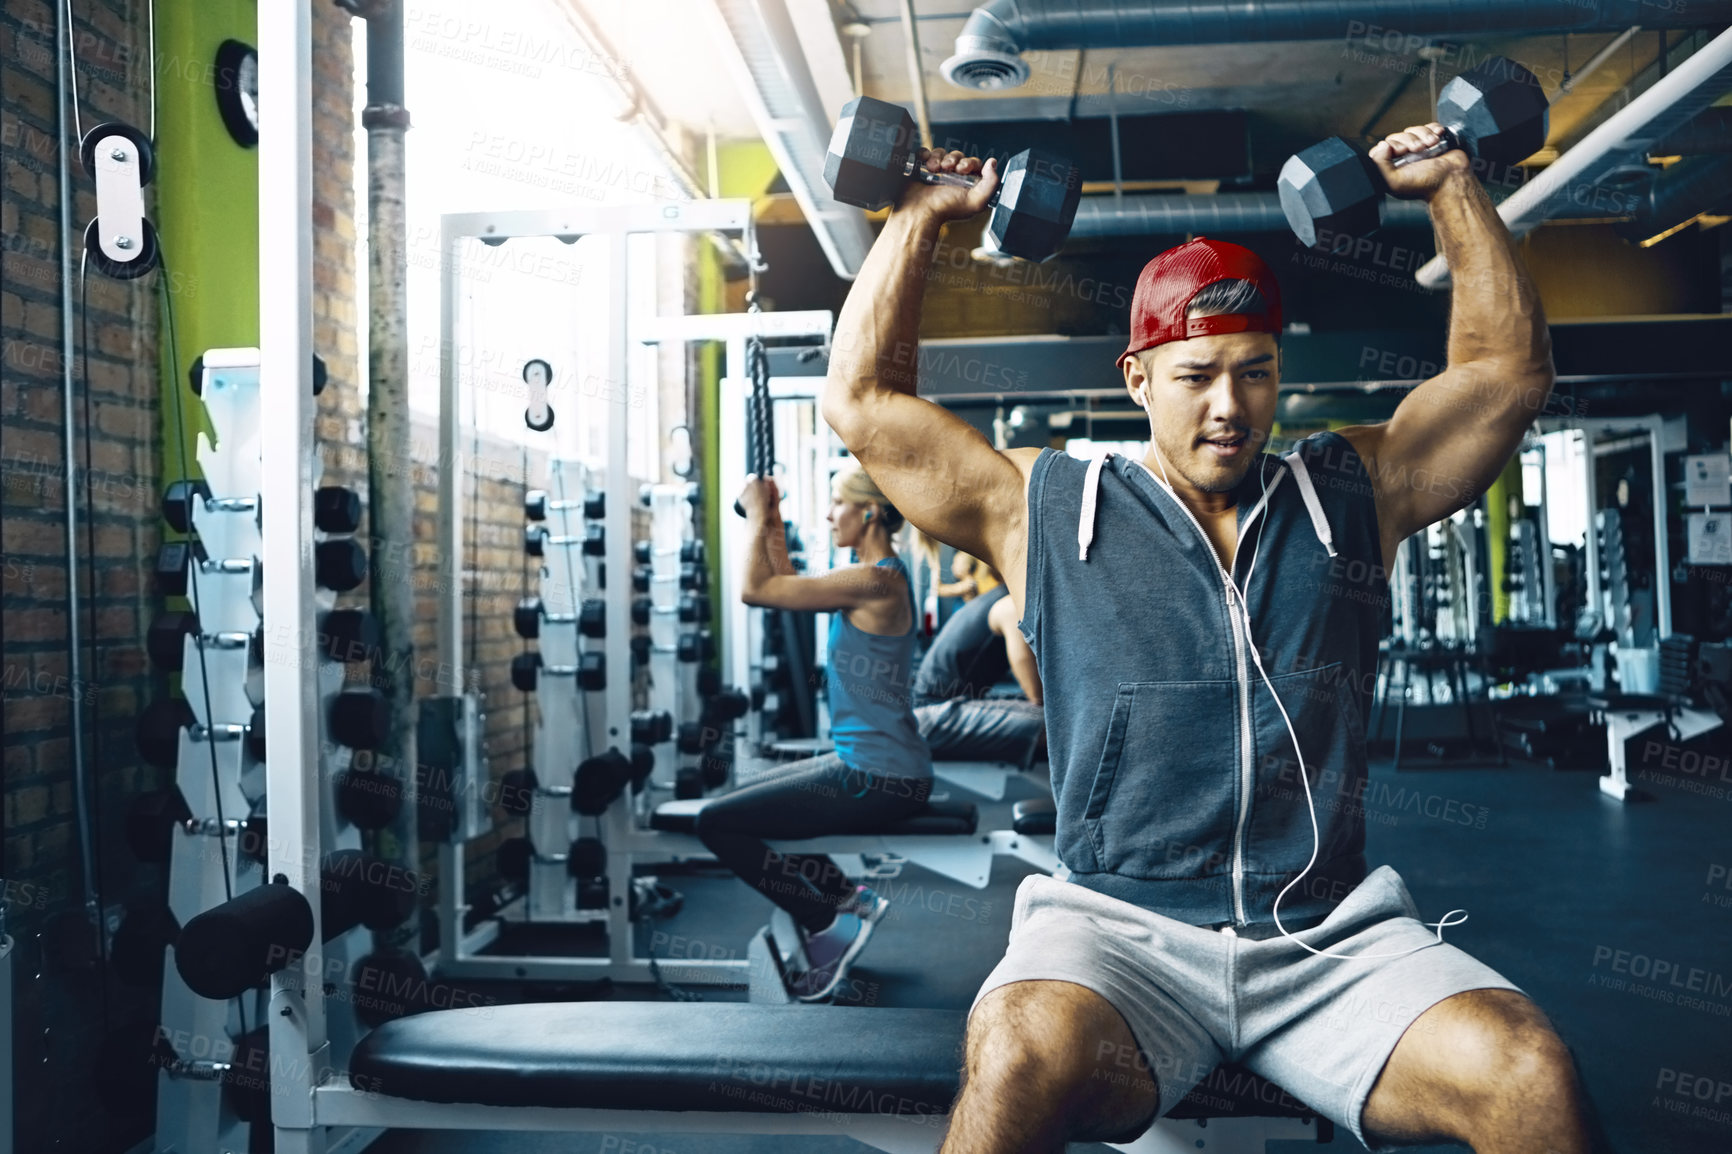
[969,865,1523,1151]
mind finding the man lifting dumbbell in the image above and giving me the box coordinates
[822,111,1608,1154]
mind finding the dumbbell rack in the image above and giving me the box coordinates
[430,203,801,986]
[149,351,372,1154]
[518,457,613,922]
[641,482,711,801]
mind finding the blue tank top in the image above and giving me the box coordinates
[826,556,932,779]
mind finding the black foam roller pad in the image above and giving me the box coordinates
[175,882,315,1000]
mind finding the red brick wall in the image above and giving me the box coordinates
[3,1,164,1149]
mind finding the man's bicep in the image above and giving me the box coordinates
[834,390,1023,561]
[1342,366,1535,541]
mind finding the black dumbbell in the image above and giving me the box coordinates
[351,947,428,1026]
[676,721,709,755]
[319,608,379,662]
[524,489,595,522]
[678,594,711,624]
[315,538,367,591]
[577,878,610,909]
[498,835,533,880]
[584,492,604,520]
[706,687,750,724]
[135,697,197,769]
[633,540,652,565]
[334,768,403,829]
[514,599,542,639]
[123,789,193,864]
[154,540,199,597]
[163,479,259,533]
[570,749,632,816]
[677,632,714,664]
[673,768,704,799]
[633,566,652,593]
[498,768,537,817]
[524,525,584,557]
[679,563,707,592]
[510,653,542,692]
[582,524,605,557]
[314,486,362,534]
[146,611,200,670]
[110,902,181,985]
[680,539,705,564]
[631,597,653,627]
[329,688,389,750]
[631,709,673,745]
[510,650,605,692]
[321,849,416,940]
[514,597,604,639]
[1278,55,1549,248]
[568,836,607,879]
[126,789,269,865]
[825,94,1080,262]
[630,635,652,667]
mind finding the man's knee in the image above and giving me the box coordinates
[1453,991,1579,1103]
[964,982,1158,1117]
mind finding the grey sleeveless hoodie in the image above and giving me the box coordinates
[1021,431,1389,928]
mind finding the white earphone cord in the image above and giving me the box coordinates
[1150,439,1467,960]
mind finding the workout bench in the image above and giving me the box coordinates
[768,739,1026,802]
[649,794,1061,889]
[330,1002,1335,1153]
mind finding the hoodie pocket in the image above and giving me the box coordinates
[1080,680,1239,879]
[1246,661,1365,870]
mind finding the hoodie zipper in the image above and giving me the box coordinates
[1132,457,1279,927]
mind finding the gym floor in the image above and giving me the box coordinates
[372,756,1732,1154]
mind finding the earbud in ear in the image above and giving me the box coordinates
[863,511,873,522]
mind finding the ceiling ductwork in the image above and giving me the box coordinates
[1617,152,1732,245]
[1651,105,1732,155]
[1070,193,1432,237]
[1065,171,1718,239]
[704,0,874,279]
[941,0,1732,90]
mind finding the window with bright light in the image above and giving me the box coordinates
[352,0,688,471]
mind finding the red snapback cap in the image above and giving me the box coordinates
[1117,238,1283,368]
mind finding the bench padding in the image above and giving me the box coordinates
[351,1002,1323,1123]
[651,797,978,836]
[350,1003,963,1113]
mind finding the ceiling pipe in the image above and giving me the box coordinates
[940,0,1732,90]
[1617,152,1732,245]
[1415,24,1732,287]
[705,0,874,279]
[1651,104,1732,154]
[1064,179,1676,240]
[898,0,934,149]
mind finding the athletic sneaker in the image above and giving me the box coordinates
[789,887,889,1002]
[840,884,889,927]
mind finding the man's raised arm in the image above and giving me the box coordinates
[821,151,1030,579]
[1337,122,1555,566]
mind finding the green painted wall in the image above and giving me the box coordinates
[154,0,259,486]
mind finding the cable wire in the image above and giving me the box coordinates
[62,0,85,142]
[76,252,112,1035]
